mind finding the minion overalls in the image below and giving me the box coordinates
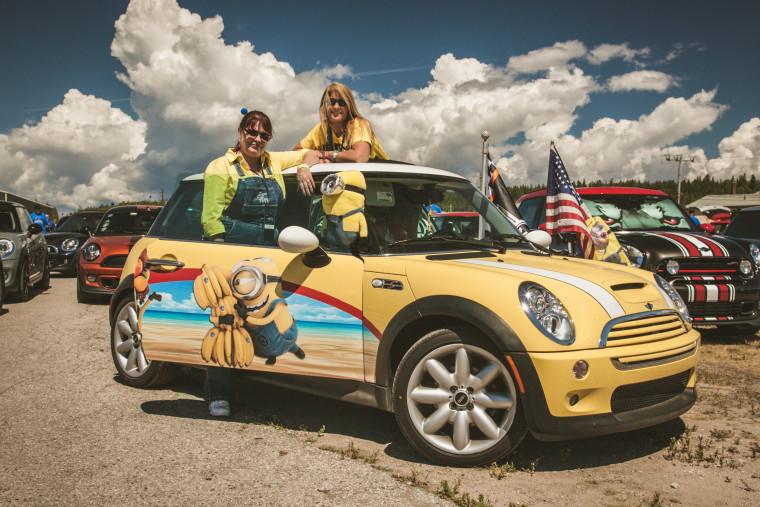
[247,299,301,365]
[220,162,282,245]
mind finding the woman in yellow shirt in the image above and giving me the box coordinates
[294,83,388,195]
[201,110,319,244]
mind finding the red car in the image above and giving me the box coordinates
[77,205,162,302]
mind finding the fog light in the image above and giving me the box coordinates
[87,275,97,283]
[569,394,579,406]
[739,259,752,275]
[572,360,588,379]
[666,260,680,275]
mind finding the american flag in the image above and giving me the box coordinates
[486,154,529,234]
[546,146,594,259]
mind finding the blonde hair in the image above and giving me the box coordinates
[318,82,377,149]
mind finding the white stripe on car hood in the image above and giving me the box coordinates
[456,259,625,318]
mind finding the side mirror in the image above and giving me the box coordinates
[28,223,43,235]
[699,223,715,235]
[79,225,93,236]
[525,229,552,248]
[278,226,331,268]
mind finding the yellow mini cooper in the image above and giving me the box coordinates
[109,163,700,466]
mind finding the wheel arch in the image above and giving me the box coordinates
[374,295,527,389]
[109,273,135,327]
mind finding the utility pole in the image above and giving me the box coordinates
[664,154,696,204]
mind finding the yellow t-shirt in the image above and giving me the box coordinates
[201,148,307,237]
[299,118,389,160]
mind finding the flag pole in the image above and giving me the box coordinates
[480,131,490,195]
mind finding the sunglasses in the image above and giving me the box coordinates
[243,128,271,141]
[329,98,347,107]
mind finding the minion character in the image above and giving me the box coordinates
[321,170,367,248]
[585,216,631,266]
[230,257,304,365]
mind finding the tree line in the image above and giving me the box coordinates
[507,173,760,205]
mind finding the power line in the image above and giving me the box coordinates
[664,154,696,204]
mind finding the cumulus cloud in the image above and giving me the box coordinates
[587,43,650,65]
[0,0,755,213]
[506,40,587,74]
[607,70,679,92]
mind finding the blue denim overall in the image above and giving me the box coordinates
[220,162,282,245]
[246,298,302,365]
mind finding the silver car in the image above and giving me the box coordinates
[0,201,49,301]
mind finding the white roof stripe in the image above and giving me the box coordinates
[456,259,625,318]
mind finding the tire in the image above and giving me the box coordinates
[14,262,30,302]
[392,327,527,466]
[111,296,179,388]
[34,257,50,290]
[76,269,92,304]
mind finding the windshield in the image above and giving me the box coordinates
[96,208,160,236]
[56,214,102,233]
[584,194,695,232]
[355,175,526,254]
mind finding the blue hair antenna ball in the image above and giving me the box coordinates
[241,108,248,115]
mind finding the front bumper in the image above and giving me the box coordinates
[510,328,701,441]
[48,250,78,274]
[78,262,122,294]
[2,256,19,292]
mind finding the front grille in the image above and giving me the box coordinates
[689,301,746,318]
[611,370,691,414]
[101,255,128,268]
[657,257,745,275]
[601,311,687,348]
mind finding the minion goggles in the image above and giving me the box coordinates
[231,260,281,300]
[320,173,365,196]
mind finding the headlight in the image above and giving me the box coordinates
[622,244,644,268]
[519,282,575,345]
[666,260,680,275]
[0,239,15,258]
[62,238,79,252]
[749,244,760,266]
[739,259,752,276]
[654,274,691,324]
[82,243,101,262]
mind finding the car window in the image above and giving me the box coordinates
[517,197,546,229]
[584,194,692,231]
[17,207,32,231]
[96,208,161,236]
[151,183,205,241]
[724,211,760,240]
[0,208,19,232]
[57,214,103,232]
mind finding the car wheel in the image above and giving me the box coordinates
[111,296,179,388]
[34,257,50,290]
[15,262,30,302]
[392,327,527,466]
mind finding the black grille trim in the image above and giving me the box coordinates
[610,370,691,414]
[101,255,128,268]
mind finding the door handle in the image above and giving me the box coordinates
[144,258,185,272]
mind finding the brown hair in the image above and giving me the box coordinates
[234,110,273,151]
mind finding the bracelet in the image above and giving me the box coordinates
[296,164,309,170]
[332,151,338,162]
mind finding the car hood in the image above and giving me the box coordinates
[86,235,144,250]
[45,231,90,246]
[613,230,750,268]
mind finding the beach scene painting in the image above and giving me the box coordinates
[141,279,368,381]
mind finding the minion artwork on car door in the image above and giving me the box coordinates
[192,259,304,367]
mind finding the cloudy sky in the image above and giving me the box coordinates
[1,0,759,213]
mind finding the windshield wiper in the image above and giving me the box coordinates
[491,233,550,253]
[386,236,506,253]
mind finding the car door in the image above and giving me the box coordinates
[137,182,367,381]
[17,207,46,278]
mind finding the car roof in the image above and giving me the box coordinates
[103,205,162,212]
[519,187,669,200]
[179,162,469,183]
[735,206,760,213]
[0,200,23,209]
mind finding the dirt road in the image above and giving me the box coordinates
[1,276,759,506]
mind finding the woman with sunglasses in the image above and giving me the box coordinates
[201,110,319,245]
[293,83,388,194]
